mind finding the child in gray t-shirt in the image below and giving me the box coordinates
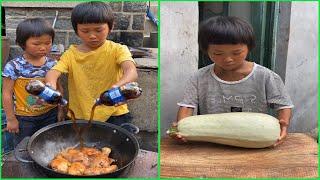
[171,16,293,147]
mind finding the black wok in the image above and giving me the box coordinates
[16,120,139,178]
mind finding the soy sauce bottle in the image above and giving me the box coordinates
[95,82,142,106]
[25,80,68,106]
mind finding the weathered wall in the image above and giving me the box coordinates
[285,2,318,132]
[160,2,199,135]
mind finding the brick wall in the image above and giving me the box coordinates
[3,2,146,59]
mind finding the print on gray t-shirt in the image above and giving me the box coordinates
[178,63,294,114]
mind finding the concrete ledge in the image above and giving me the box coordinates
[135,57,158,69]
[134,48,158,69]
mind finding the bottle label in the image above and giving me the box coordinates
[108,88,125,104]
[38,86,56,101]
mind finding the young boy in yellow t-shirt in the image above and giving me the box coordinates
[45,2,138,130]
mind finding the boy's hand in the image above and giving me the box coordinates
[4,117,19,133]
[111,84,119,89]
[111,84,126,106]
[45,82,56,90]
[167,122,187,143]
[273,119,288,147]
[114,102,126,107]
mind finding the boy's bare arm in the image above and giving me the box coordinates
[177,106,194,122]
[112,61,138,87]
[277,108,292,127]
[274,108,292,146]
[45,69,62,89]
[56,77,67,121]
[56,77,64,96]
[2,78,19,133]
[169,106,194,142]
[2,78,16,119]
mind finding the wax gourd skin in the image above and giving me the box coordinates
[170,112,281,148]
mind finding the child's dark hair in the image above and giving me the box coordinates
[198,16,255,53]
[71,1,114,34]
[16,18,55,50]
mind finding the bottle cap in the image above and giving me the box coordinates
[60,99,68,106]
[94,98,101,105]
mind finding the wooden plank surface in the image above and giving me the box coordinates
[161,133,318,178]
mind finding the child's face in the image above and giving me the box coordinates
[77,23,110,49]
[25,35,52,58]
[207,44,249,71]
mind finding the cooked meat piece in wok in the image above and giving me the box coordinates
[90,153,113,168]
[101,147,111,156]
[50,155,70,174]
[83,167,104,176]
[68,162,86,175]
[49,146,117,176]
[80,147,101,156]
[101,165,118,174]
[83,165,118,176]
[60,148,90,166]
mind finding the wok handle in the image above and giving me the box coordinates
[14,136,34,163]
[120,123,139,134]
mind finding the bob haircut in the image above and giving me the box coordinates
[16,18,55,50]
[71,1,114,34]
[198,16,255,53]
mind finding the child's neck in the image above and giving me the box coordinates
[78,40,106,53]
[23,53,46,67]
[214,61,254,82]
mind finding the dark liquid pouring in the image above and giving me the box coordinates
[68,104,98,149]
[68,108,84,148]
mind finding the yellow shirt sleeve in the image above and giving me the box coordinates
[116,44,135,65]
[52,49,72,73]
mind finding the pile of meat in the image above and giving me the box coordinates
[49,146,118,176]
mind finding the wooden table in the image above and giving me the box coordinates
[161,133,318,178]
[2,149,157,178]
